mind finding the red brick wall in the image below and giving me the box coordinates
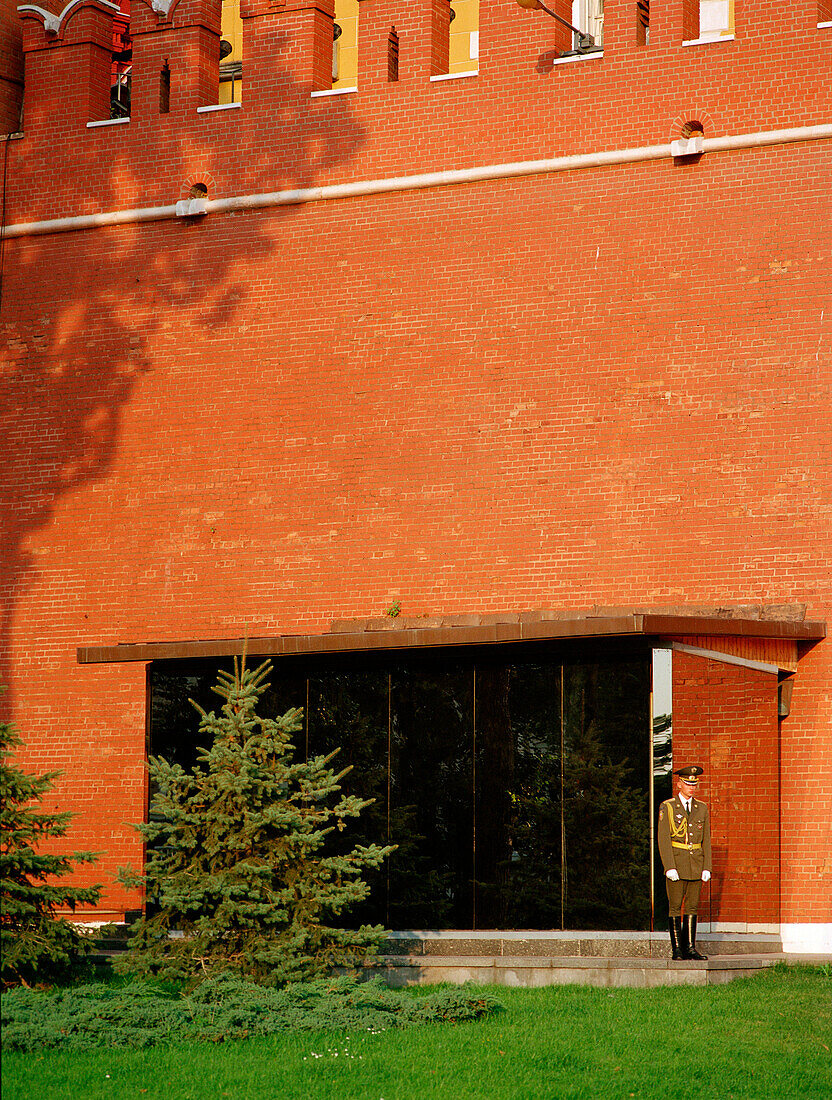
[671,651,780,926]
[0,0,23,133]
[1,0,830,922]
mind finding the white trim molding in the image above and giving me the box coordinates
[551,51,604,66]
[682,33,735,46]
[5,122,832,239]
[17,0,120,35]
[196,102,242,113]
[430,70,479,82]
[310,85,357,97]
[670,641,781,676]
[781,924,832,954]
[86,116,130,128]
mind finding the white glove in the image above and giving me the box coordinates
[666,869,679,881]
[702,870,711,883]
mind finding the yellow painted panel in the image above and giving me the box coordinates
[221,0,243,63]
[217,0,479,90]
[333,7,359,88]
[450,0,478,35]
[450,0,479,73]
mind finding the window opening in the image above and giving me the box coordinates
[332,0,359,88]
[698,0,733,39]
[219,0,243,103]
[159,63,171,114]
[110,3,132,119]
[637,0,649,44]
[449,0,480,73]
[570,0,604,50]
[387,27,400,82]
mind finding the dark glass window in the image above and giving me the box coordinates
[148,640,655,931]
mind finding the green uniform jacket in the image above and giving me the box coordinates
[658,795,712,880]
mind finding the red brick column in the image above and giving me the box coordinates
[649,0,699,44]
[241,0,335,106]
[358,0,450,86]
[19,0,117,132]
[130,0,222,118]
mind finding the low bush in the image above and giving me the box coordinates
[1,974,502,1052]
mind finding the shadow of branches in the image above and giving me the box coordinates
[0,23,366,707]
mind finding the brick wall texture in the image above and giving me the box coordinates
[0,0,23,133]
[671,651,781,927]
[1,0,830,924]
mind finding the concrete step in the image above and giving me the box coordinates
[380,930,783,959]
[370,952,792,988]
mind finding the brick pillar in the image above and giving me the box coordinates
[734,0,816,42]
[602,0,650,52]
[19,0,117,133]
[477,0,570,74]
[671,651,780,928]
[1,1,24,132]
[130,0,221,119]
[241,0,335,108]
[649,0,699,45]
[358,0,450,87]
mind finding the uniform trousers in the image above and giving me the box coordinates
[666,877,702,917]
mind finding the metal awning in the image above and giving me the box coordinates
[76,613,826,664]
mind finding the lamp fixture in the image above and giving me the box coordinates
[515,0,595,51]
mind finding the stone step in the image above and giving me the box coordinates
[380,930,783,959]
[370,952,792,988]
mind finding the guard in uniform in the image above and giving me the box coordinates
[657,765,712,961]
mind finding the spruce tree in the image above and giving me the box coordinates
[0,708,101,988]
[118,658,394,985]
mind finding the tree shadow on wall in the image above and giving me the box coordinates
[0,30,366,709]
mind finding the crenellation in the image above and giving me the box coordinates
[357,0,453,87]
[130,0,221,115]
[10,0,831,181]
[19,0,118,129]
[241,0,335,105]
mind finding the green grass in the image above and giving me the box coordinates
[3,965,830,1100]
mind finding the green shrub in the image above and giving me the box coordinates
[0,705,101,988]
[117,658,393,986]
[1,974,503,1052]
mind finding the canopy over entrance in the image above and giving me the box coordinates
[77,610,825,665]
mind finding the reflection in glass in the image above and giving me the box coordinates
[651,647,674,930]
[307,669,390,928]
[476,661,562,929]
[149,643,655,932]
[561,661,650,929]
[390,660,474,929]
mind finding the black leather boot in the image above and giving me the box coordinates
[669,916,684,960]
[684,915,708,960]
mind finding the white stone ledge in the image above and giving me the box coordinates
[551,51,604,66]
[430,69,479,82]
[781,923,832,953]
[699,922,780,935]
[86,116,130,128]
[311,85,357,97]
[682,33,735,46]
[818,20,832,28]
[196,102,241,113]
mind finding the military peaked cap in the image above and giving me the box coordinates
[674,765,704,784]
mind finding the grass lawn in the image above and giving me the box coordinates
[2,965,830,1100]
